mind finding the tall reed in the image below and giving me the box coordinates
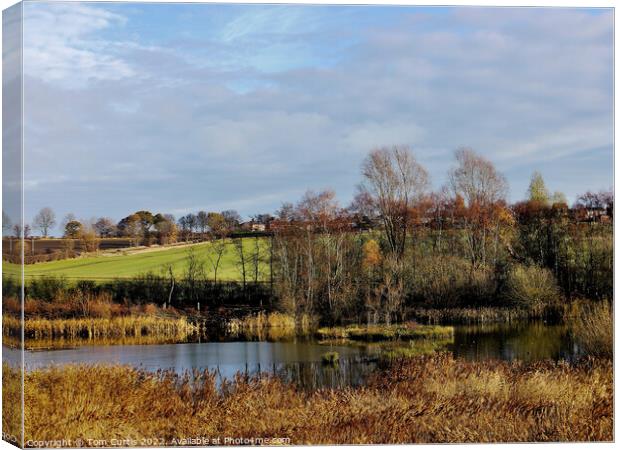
[4,315,197,340]
[566,299,613,358]
[5,354,612,444]
[226,312,314,340]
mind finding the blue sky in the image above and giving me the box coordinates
[12,2,614,230]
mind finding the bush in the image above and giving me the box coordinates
[25,276,68,303]
[505,265,559,314]
[407,256,495,308]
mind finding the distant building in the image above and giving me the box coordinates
[240,221,266,232]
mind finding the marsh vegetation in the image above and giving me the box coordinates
[3,355,612,444]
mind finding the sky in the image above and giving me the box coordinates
[7,2,614,232]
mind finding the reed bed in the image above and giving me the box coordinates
[2,363,22,446]
[566,300,613,358]
[411,307,546,324]
[227,312,315,340]
[317,323,454,341]
[4,354,612,445]
[4,315,197,340]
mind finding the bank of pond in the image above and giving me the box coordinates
[3,317,594,391]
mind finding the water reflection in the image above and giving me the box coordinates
[9,321,581,390]
[451,322,578,362]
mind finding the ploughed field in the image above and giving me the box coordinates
[2,239,268,281]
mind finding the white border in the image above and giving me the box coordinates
[0,1,616,450]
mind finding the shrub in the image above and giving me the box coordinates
[25,276,69,303]
[505,265,559,314]
[408,256,495,308]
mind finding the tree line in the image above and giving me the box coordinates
[2,146,612,326]
[268,146,612,324]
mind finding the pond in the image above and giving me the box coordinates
[7,321,579,390]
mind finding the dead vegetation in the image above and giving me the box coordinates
[3,354,612,445]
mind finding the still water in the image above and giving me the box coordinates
[10,321,578,389]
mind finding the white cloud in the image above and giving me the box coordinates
[20,5,613,221]
[23,3,134,87]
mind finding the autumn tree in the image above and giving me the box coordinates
[272,190,364,323]
[80,221,100,253]
[448,148,509,267]
[361,146,429,258]
[207,212,227,237]
[33,207,56,237]
[153,214,177,245]
[117,214,141,245]
[362,239,382,271]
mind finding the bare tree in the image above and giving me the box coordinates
[276,202,296,221]
[249,236,263,283]
[449,148,507,208]
[361,145,429,258]
[222,210,242,231]
[185,246,205,305]
[348,188,378,219]
[448,148,508,267]
[162,263,176,309]
[94,217,116,237]
[206,238,227,283]
[12,224,21,238]
[196,211,208,235]
[33,207,56,237]
[297,190,339,226]
[233,237,247,289]
[60,213,76,233]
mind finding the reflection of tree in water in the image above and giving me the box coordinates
[452,321,576,362]
[235,357,379,390]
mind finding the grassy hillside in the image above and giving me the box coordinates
[2,238,269,282]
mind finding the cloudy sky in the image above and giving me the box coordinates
[14,2,613,230]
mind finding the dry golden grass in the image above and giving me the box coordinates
[3,354,612,445]
[2,363,22,446]
[3,315,197,341]
[227,312,315,340]
[566,299,613,358]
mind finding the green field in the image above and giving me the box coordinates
[2,239,269,282]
